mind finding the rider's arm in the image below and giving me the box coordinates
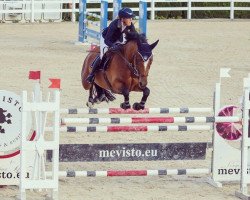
[104,19,119,47]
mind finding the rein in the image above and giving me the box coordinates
[116,52,140,77]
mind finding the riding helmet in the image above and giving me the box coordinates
[118,8,134,19]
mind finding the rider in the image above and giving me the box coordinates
[86,7,138,83]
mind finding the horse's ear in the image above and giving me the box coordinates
[150,40,159,50]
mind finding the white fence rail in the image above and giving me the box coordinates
[0,0,250,23]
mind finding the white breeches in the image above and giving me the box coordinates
[100,33,127,59]
[100,36,109,59]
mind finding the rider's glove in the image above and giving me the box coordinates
[109,43,121,52]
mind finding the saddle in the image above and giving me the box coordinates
[89,48,114,71]
[87,45,117,101]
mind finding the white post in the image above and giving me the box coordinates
[151,0,155,20]
[31,0,35,22]
[235,78,250,199]
[20,91,28,200]
[72,0,76,22]
[214,83,221,115]
[207,68,232,188]
[230,0,234,20]
[241,88,250,194]
[19,88,60,200]
[50,90,60,199]
[206,82,223,188]
[187,0,191,20]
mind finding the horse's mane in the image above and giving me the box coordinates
[125,32,148,45]
[124,33,155,62]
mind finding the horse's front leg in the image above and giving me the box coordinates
[120,88,131,110]
[133,87,150,110]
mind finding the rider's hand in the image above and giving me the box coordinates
[109,44,121,52]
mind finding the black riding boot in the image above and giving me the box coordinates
[86,56,101,83]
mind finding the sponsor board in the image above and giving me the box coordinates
[0,90,34,185]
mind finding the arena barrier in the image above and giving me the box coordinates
[78,0,147,43]
[4,69,249,199]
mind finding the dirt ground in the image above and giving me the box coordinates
[0,19,250,200]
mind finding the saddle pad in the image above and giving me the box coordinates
[87,45,100,53]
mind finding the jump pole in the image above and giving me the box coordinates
[61,116,240,124]
[60,107,213,114]
[46,168,210,177]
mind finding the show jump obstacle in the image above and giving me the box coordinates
[78,0,147,43]
[0,69,249,200]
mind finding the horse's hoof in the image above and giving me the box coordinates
[120,102,131,110]
[94,97,101,104]
[99,94,107,102]
[95,99,101,104]
[86,101,94,108]
[133,102,144,110]
[89,97,95,103]
[94,94,107,104]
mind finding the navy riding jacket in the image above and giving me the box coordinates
[102,19,137,47]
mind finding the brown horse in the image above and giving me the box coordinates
[81,34,159,110]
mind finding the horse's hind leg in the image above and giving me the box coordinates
[133,87,150,110]
[103,89,116,102]
[86,84,95,108]
[120,89,131,110]
[93,83,106,104]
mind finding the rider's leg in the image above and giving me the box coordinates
[86,55,101,83]
[86,36,108,84]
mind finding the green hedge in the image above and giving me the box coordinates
[154,2,250,19]
[62,2,250,21]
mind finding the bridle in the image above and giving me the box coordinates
[102,48,151,93]
[116,51,151,78]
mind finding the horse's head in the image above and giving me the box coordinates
[133,35,159,89]
[124,33,159,89]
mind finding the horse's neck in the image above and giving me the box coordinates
[123,41,137,61]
